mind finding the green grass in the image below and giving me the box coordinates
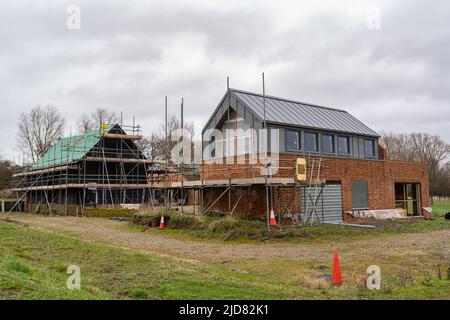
[0,200,449,300]
[0,222,296,300]
[84,208,137,218]
[1,220,448,300]
[430,199,450,217]
[132,202,449,243]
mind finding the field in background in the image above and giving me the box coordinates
[0,200,449,300]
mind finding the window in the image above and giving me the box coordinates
[286,130,300,150]
[236,129,251,156]
[364,139,375,157]
[322,134,335,154]
[338,136,350,155]
[305,132,318,152]
[210,136,216,158]
[351,181,368,209]
[224,129,234,157]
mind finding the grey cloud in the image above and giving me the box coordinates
[0,0,449,161]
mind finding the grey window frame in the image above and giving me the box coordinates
[321,134,335,154]
[304,132,319,153]
[286,130,301,151]
[338,136,350,156]
[364,139,375,158]
[210,136,216,158]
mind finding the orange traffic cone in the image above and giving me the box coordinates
[332,251,343,286]
[269,208,277,226]
[159,215,166,229]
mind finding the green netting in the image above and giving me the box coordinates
[32,124,115,169]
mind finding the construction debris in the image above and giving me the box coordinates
[348,209,405,220]
[323,222,375,229]
[422,207,433,220]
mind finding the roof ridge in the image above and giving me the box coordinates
[229,88,347,113]
[60,123,116,141]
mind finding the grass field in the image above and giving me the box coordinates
[0,201,449,300]
[134,202,450,243]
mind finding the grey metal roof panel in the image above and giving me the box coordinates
[230,89,379,137]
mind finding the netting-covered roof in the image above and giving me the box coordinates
[32,124,115,169]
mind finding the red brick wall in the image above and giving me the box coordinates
[203,186,267,216]
[201,154,429,216]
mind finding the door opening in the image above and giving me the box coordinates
[395,183,421,216]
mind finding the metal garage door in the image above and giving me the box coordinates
[301,182,343,223]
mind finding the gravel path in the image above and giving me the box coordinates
[2,214,449,265]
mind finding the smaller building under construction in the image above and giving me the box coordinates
[11,124,160,215]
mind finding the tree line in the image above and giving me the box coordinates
[0,155,15,197]
[14,104,194,165]
[1,105,450,199]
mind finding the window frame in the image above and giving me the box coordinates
[338,136,350,156]
[304,132,319,153]
[209,135,216,159]
[286,130,301,151]
[321,134,335,154]
[364,139,375,158]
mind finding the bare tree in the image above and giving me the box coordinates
[77,108,119,133]
[17,105,65,163]
[138,114,195,162]
[380,131,450,199]
[77,114,92,134]
[0,154,14,192]
[434,163,450,199]
[136,133,165,161]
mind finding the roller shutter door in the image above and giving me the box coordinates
[301,182,343,223]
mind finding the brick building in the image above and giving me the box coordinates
[200,88,429,223]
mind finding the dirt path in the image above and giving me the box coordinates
[1,214,449,265]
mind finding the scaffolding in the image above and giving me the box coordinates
[9,120,329,229]
[10,123,167,215]
[152,157,328,226]
[8,75,330,228]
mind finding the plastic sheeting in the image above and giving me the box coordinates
[350,209,404,220]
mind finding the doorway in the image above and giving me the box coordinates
[395,183,421,216]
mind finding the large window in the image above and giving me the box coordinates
[210,136,216,158]
[286,130,300,150]
[305,132,318,152]
[322,134,335,154]
[338,136,350,155]
[351,181,368,209]
[364,139,375,158]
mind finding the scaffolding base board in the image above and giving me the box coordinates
[12,183,153,192]
[153,177,295,189]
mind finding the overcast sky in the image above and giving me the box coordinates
[1,0,449,162]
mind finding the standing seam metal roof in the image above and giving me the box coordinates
[230,89,379,137]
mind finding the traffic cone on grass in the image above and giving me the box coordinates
[269,208,277,226]
[332,251,343,286]
[159,215,166,229]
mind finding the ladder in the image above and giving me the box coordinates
[302,156,325,225]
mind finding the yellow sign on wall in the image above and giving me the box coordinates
[296,158,307,182]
